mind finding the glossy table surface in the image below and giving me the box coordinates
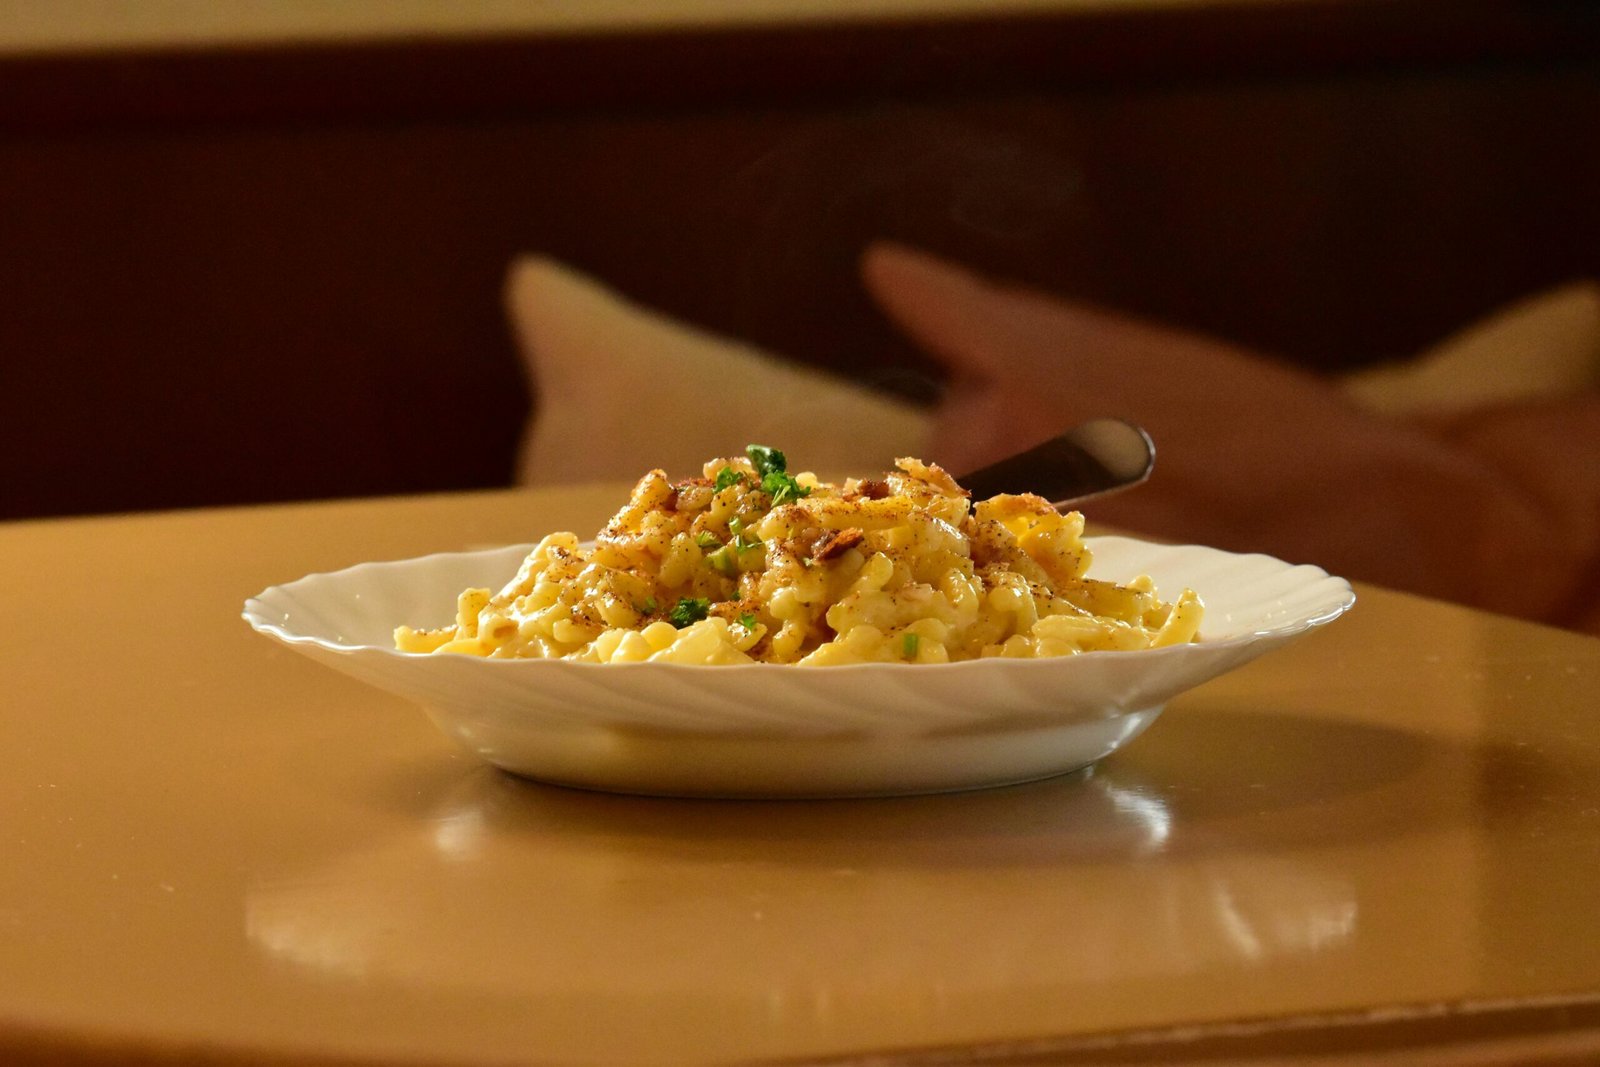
[3,487,1599,1066]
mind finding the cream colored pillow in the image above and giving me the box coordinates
[506,256,931,485]
[1340,281,1600,417]
[507,255,1600,486]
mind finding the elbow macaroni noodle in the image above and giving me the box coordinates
[395,450,1203,665]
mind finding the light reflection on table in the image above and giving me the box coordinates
[245,737,1394,1023]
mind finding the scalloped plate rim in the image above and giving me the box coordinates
[243,536,1355,671]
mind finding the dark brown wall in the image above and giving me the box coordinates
[3,5,1598,519]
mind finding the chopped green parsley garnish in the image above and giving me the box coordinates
[738,612,758,631]
[902,632,920,659]
[637,597,658,615]
[746,444,787,477]
[705,545,738,576]
[713,466,745,492]
[694,531,721,549]
[728,516,762,552]
[669,597,712,628]
[742,445,811,507]
[762,471,807,506]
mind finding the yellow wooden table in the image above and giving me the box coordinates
[3,487,1598,1065]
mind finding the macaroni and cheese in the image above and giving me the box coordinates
[395,447,1203,665]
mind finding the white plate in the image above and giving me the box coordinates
[243,537,1354,798]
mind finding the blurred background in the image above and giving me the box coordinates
[3,0,1598,520]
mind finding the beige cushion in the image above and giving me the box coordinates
[506,256,930,485]
[507,255,1600,486]
[1340,282,1600,417]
